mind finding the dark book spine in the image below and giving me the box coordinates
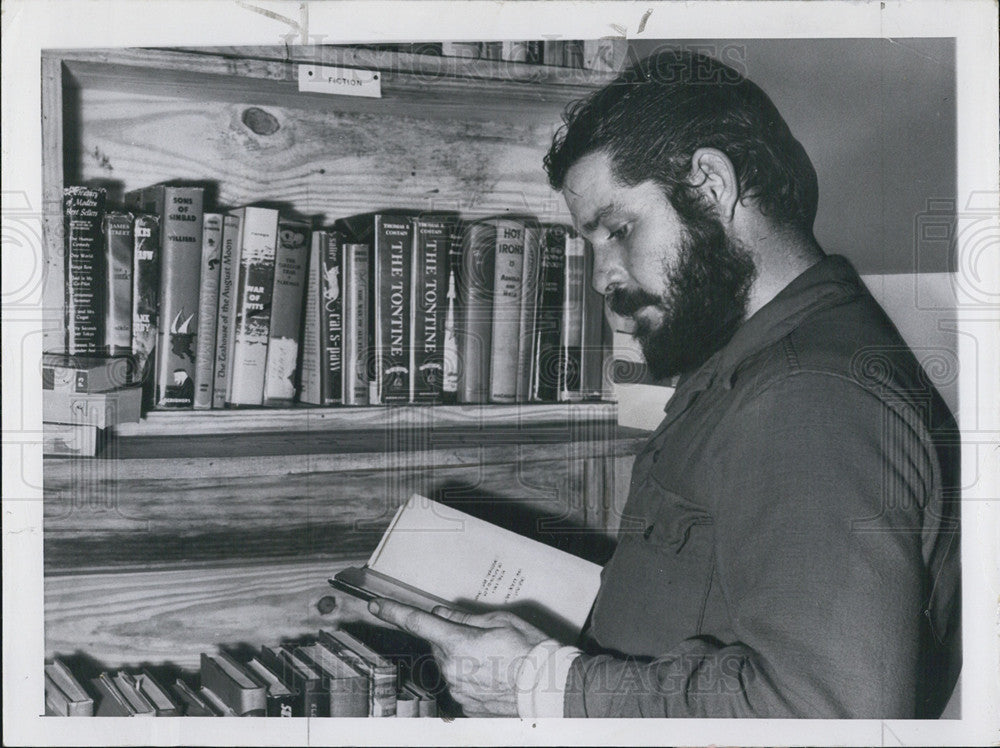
[456,221,496,403]
[581,238,608,400]
[532,225,567,402]
[342,243,370,405]
[559,230,585,401]
[319,231,343,405]
[410,218,450,402]
[102,211,133,355]
[263,220,310,406]
[63,186,106,354]
[131,214,160,411]
[440,221,464,404]
[373,215,413,404]
[193,213,223,409]
[125,186,205,409]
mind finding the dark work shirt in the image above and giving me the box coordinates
[565,255,961,718]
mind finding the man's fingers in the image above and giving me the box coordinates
[368,598,464,643]
[430,605,514,628]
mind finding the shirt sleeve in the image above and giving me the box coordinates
[564,371,944,718]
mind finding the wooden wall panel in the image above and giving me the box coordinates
[45,456,617,572]
[66,88,570,225]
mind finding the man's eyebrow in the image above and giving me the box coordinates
[580,203,619,234]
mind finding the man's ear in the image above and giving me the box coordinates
[687,148,739,223]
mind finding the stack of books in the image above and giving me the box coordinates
[56,185,613,416]
[349,40,628,72]
[42,352,143,456]
[45,629,439,718]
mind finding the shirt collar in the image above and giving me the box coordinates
[665,255,866,410]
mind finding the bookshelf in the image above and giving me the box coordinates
[41,45,644,670]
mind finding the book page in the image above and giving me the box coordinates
[367,495,602,640]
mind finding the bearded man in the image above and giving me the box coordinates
[361,50,961,719]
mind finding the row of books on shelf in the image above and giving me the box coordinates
[45,629,439,718]
[350,39,627,71]
[60,184,612,417]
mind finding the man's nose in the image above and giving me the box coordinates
[589,243,622,296]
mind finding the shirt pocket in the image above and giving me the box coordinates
[590,483,716,656]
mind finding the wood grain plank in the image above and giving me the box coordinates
[65,86,569,221]
[41,56,66,353]
[45,558,355,670]
[45,458,618,572]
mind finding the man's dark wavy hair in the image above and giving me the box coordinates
[544,49,819,231]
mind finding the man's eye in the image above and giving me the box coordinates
[609,224,629,241]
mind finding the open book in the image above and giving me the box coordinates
[331,494,603,642]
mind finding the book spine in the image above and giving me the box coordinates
[489,219,526,403]
[373,216,413,404]
[212,215,241,408]
[542,40,565,66]
[342,243,370,405]
[129,186,204,409]
[63,186,106,354]
[410,218,449,402]
[515,225,542,402]
[43,422,102,457]
[326,677,369,717]
[456,222,496,403]
[440,222,463,404]
[102,211,133,355]
[193,213,223,409]
[319,231,343,405]
[263,220,310,406]
[531,226,566,402]
[130,214,159,410]
[559,231,585,401]
[581,238,607,400]
[298,232,323,405]
[228,208,278,406]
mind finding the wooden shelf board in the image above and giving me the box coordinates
[53,47,607,124]
[46,44,619,89]
[113,401,620,436]
[44,426,648,479]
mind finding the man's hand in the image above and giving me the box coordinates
[367,599,550,717]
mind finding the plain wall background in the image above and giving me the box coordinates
[626,38,957,276]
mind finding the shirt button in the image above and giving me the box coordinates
[643,525,654,540]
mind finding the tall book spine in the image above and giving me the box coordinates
[212,214,241,408]
[410,217,450,402]
[456,221,496,403]
[131,214,160,410]
[193,213,223,409]
[531,225,566,402]
[102,211,133,355]
[580,238,608,400]
[489,219,526,404]
[559,230,585,401]
[298,231,324,405]
[319,231,343,405]
[515,224,542,402]
[373,215,413,404]
[63,186,106,354]
[126,186,205,409]
[341,242,370,405]
[263,219,310,406]
[227,207,278,406]
[440,221,464,404]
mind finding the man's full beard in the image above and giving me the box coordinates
[607,209,757,380]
